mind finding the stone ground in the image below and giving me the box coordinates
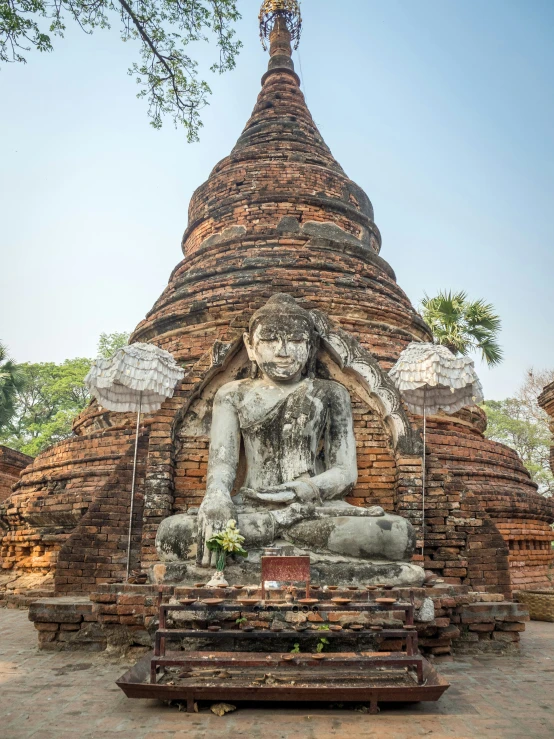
[1,609,553,739]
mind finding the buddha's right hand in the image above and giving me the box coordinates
[197,492,236,567]
[255,481,321,505]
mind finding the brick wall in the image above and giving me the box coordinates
[0,426,148,593]
[423,412,553,592]
[495,520,554,590]
[54,430,149,594]
[27,584,530,656]
[0,446,32,502]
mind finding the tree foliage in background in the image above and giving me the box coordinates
[483,368,554,498]
[0,331,130,456]
[0,0,241,140]
[0,358,92,456]
[97,330,129,358]
[0,342,26,429]
[421,290,503,367]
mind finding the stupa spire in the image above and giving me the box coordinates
[258,0,301,79]
[259,0,302,52]
[269,15,293,59]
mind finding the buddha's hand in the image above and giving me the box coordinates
[257,480,321,506]
[197,491,236,567]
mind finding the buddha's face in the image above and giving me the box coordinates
[244,315,311,383]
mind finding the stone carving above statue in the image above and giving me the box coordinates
[310,308,421,455]
[156,294,424,586]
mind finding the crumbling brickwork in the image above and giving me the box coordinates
[1,21,552,596]
[0,446,32,502]
[27,583,530,656]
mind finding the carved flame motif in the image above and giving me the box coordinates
[310,309,422,455]
[259,0,302,50]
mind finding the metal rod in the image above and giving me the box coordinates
[422,389,426,558]
[126,391,142,580]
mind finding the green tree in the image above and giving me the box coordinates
[97,331,130,359]
[0,358,92,456]
[483,369,554,498]
[0,331,131,456]
[421,290,503,367]
[0,0,241,140]
[0,342,25,429]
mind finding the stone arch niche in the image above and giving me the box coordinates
[169,313,423,527]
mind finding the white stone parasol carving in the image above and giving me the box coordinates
[389,342,483,416]
[85,343,184,579]
[84,343,184,413]
[389,342,483,555]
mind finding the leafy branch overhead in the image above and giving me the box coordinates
[0,0,241,140]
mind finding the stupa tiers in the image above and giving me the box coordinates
[0,447,32,503]
[1,8,553,599]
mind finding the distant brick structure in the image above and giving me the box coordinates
[0,446,32,502]
[539,381,554,478]
[1,17,552,596]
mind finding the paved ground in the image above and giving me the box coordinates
[1,608,553,739]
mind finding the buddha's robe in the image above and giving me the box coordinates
[230,378,356,504]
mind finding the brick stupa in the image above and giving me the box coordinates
[2,11,553,599]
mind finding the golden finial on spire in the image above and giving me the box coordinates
[259,0,302,51]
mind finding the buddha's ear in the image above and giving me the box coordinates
[243,332,256,361]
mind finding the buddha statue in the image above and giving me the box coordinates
[156,294,422,584]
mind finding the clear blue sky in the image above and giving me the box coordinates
[1,0,553,399]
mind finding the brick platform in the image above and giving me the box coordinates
[1,607,553,739]
[26,584,529,657]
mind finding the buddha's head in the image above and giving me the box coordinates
[244,294,318,382]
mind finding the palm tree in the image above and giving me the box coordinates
[420,290,503,367]
[0,342,25,430]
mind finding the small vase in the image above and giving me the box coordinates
[207,549,228,588]
[207,570,229,588]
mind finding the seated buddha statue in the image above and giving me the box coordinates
[156,294,418,575]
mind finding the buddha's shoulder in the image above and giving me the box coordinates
[312,378,351,399]
[214,378,257,404]
[214,377,350,404]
